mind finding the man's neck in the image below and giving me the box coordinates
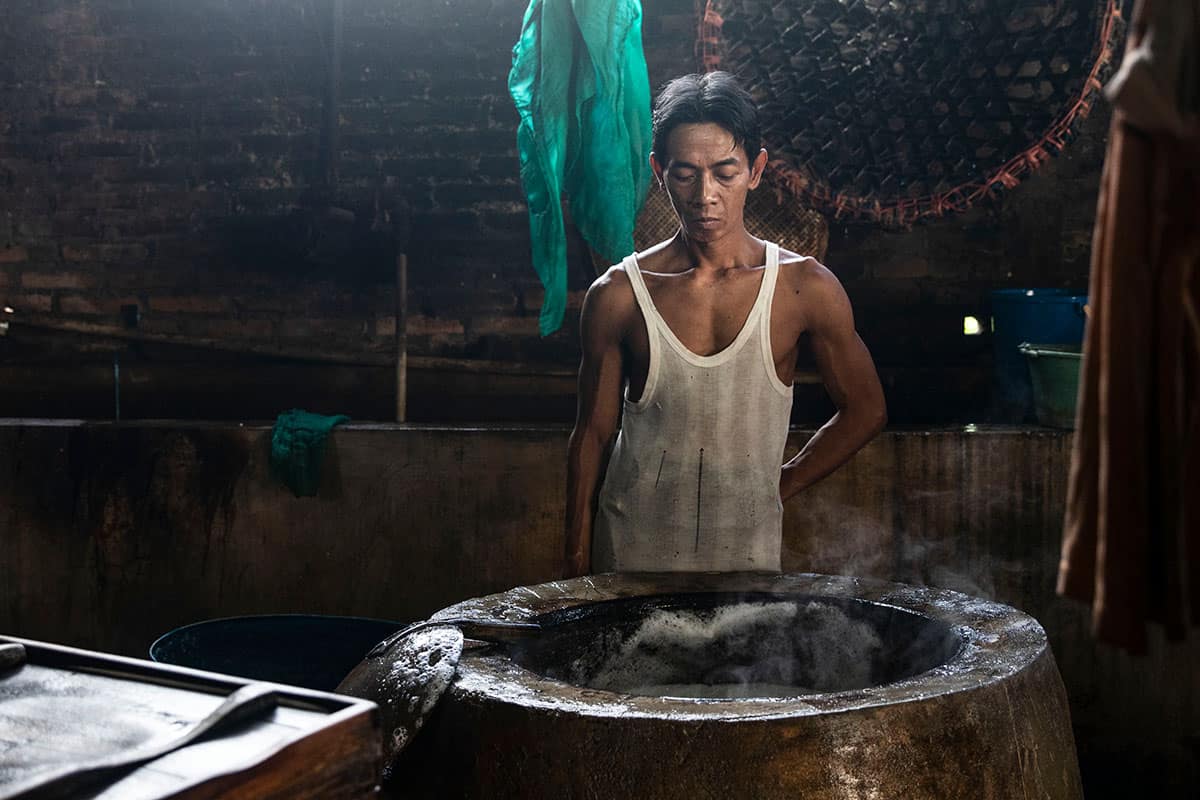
[670,228,765,276]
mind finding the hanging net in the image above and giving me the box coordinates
[700,0,1126,226]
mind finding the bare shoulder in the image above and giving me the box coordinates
[586,263,636,310]
[776,251,853,330]
[581,263,638,340]
[777,251,846,299]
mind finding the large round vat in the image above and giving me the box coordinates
[396,572,1083,799]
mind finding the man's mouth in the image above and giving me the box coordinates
[692,217,721,228]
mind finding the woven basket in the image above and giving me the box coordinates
[591,176,828,271]
[701,0,1125,226]
[634,177,828,256]
[591,183,828,271]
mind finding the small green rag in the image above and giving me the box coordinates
[270,409,349,497]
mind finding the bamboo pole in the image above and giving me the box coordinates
[395,252,408,422]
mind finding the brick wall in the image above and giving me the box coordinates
[0,0,551,362]
[0,0,1104,421]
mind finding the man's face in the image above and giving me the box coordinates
[651,122,768,244]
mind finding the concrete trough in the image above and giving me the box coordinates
[396,572,1083,799]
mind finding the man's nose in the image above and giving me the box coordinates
[690,172,719,205]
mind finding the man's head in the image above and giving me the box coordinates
[650,72,768,243]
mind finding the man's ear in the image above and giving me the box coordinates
[748,148,768,189]
[650,151,665,188]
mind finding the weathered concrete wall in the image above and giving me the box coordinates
[0,420,567,652]
[1,420,1194,797]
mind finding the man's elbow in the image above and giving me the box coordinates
[854,395,887,439]
[867,387,888,434]
[871,402,888,436]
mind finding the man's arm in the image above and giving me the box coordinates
[780,266,886,502]
[564,270,627,577]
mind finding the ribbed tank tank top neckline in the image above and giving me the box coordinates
[624,242,780,368]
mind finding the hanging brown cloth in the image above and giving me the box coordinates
[1059,0,1200,653]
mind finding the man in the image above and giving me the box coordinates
[564,71,886,577]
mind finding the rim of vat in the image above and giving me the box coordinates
[434,572,1050,722]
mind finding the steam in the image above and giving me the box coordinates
[790,486,1006,602]
[573,601,886,699]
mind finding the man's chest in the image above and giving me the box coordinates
[641,269,768,356]
[622,271,805,383]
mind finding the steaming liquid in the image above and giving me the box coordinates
[578,601,886,698]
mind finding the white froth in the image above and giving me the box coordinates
[579,601,886,698]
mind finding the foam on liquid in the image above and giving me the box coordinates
[580,600,886,699]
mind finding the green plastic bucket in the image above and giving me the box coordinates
[991,289,1087,421]
[1018,344,1082,429]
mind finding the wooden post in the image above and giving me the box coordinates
[318,0,343,189]
[395,252,408,423]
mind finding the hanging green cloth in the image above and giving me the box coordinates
[270,409,349,498]
[509,0,652,336]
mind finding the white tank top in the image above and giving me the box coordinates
[593,242,794,573]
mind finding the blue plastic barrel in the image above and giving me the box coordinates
[991,289,1087,422]
[150,614,405,691]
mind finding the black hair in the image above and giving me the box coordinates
[651,71,762,162]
